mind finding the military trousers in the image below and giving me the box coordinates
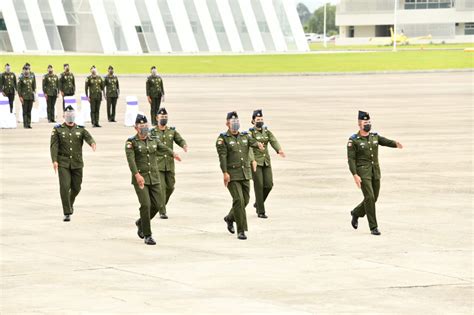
[90,97,101,126]
[225,180,250,234]
[351,176,380,230]
[150,96,161,126]
[22,99,33,128]
[158,170,175,215]
[58,166,83,215]
[134,183,163,237]
[5,92,15,113]
[106,97,118,121]
[62,93,74,111]
[46,95,57,122]
[252,165,274,215]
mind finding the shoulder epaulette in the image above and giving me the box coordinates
[350,134,357,140]
[249,127,255,131]
[220,132,228,137]
[128,135,135,141]
[170,126,176,130]
[54,124,62,128]
[241,131,248,135]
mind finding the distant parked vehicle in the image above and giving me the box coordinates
[305,33,323,43]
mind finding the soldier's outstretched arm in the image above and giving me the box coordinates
[156,139,174,156]
[267,129,284,156]
[247,134,264,150]
[174,130,187,150]
[378,135,398,148]
[83,129,96,148]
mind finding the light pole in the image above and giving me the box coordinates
[323,2,327,48]
[393,0,398,51]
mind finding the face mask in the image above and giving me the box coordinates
[151,69,157,75]
[91,70,97,75]
[24,70,30,76]
[65,67,69,72]
[255,121,264,129]
[5,66,10,72]
[139,127,149,138]
[48,69,53,74]
[159,118,168,126]
[363,124,372,132]
[230,119,240,132]
[109,70,113,75]
[65,114,75,123]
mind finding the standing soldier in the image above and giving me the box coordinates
[85,66,104,127]
[104,65,120,122]
[42,65,59,123]
[0,63,17,113]
[146,66,165,126]
[216,111,263,240]
[150,108,188,219]
[59,63,75,111]
[347,111,403,235]
[17,66,36,129]
[249,109,285,219]
[50,105,96,222]
[125,114,181,245]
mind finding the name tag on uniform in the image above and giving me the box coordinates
[76,132,80,135]
[242,139,248,143]
[229,141,235,145]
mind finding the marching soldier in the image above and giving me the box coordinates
[59,63,75,111]
[42,65,59,123]
[347,110,403,235]
[50,105,96,222]
[0,63,17,113]
[104,65,120,122]
[249,109,285,219]
[146,66,165,126]
[17,66,36,129]
[125,114,181,245]
[216,111,263,240]
[150,108,188,219]
[85,65,104,127]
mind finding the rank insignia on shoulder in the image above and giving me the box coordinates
[170,126,176,130]
[126,141,133,149]
[217,138,224,145]
[241,131,248,135]
[54,124,61,128]
[220,132,227,137]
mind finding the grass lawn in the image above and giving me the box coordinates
[1,50,472,74]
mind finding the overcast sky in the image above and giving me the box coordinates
[297,0,339,12]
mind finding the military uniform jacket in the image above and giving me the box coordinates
[42,73,59,96]
[59,72,75,95]
[85,75,104,100]
[0,72,17,94]
[17,75,36,100]
[146,75,164,97]
[216,130,258,181]
[347,132,397,179]
[150,127,186,172]
[104,74,120,98]
[50,123,95,169]
[125,135,174,186]
[249,126,281,167]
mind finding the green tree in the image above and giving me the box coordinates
[306,3,338,35]
[297,3,312,26]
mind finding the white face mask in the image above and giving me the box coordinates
[230,119,240,132]
[65,113,75,123]
[151,69,157,75]
[5,66,10,72]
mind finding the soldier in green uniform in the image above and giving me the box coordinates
[50,105,96,222]
[59,63,75,111]
[216,111,264,240]
[126,114,181,245]
[42,65,59,123]
[146,66,165,126]
[347,111,403,235]
[17,66,36,129]
[104,65,120,122]
[0,63,17,113]
[85,66,104,127]
[249,109,285,219]
[150,108,188,219]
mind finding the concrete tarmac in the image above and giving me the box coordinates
[0,72,472,314]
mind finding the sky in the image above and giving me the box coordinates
[297,0,339,12]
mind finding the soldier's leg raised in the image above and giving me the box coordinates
[158,171,167,215]
[253,166,265,214]
[69,168,83,213]
[227,181,248,233]
[165,171,175,205]
[58,167,73,215]
[149,183,163,222]
[134,184,153,237]
[360,177,377,230]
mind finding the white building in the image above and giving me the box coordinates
[336,0,474,45]
[0,0,308,54]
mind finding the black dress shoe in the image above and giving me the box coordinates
[27,125,32,129]
[135,220,144,239]
[351,213,358,229]
[160,214,168,219]
[96,124,102,128]
[144,236,156,245]
[63,214,71,222]
[371,228,381,235]
[238,232,247,240]
[112,119,117,122]
[258,213,268,219]
[224,217,235,234]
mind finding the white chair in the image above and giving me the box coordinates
[124,96,139,127]
[80,94,91,123]
[37,92,47,119]
[0,96,17,128]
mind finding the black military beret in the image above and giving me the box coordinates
[108,65,113,70]
[252,109,263,120]
[64,63,69,68]
[64,105,75,112]
[226,111,238,120]
[158,107,167,115]
[358,110,370,120]
[151,66,156,70]
[136,114,148,124]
